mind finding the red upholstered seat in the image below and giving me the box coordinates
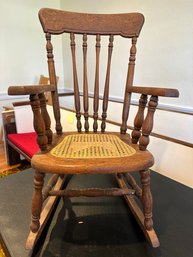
[8,132,39,158]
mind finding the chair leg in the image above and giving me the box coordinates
[140,169,153,231]
[30,170,45,233]
[26,175,66,250]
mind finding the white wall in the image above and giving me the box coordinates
[60,0,193,113]
[0,0,62,91]
[0,0,64,128]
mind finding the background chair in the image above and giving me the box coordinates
[2,75,49,165]
[2,75,62,165]
[8,8,179,250]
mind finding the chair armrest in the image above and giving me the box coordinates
[128,86,179,97]
[12,100,32,107]
[8,84,55,95]
[130,86,179,150]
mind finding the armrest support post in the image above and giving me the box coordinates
[30,94,48,151]
[139,95,158,150]
[39,93,53,144]
[131,94,147,144]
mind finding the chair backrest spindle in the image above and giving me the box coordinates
[121,37,137,134]
[101,35,114,132]
[82,33,89,132]
[93,34,101,132]
[45,33,62,135]
[70,32,82,132]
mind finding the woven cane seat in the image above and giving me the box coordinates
[32,132,154,175]
[51,134,136,159]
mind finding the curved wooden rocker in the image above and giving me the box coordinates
[8,8,179,252]
[116,173,160,247]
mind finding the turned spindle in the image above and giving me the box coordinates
[39,93,53,144]
[93,34,101,132]
[30,171,45,233]
[121,37,137,134]
[70,32,82,132]
[46,32,62,135]
[101,35,114,132]
[140,170,153,230]
[82,33,89,132]
[139,95,158,150]
[30,94,47,151]
[131,94,148,143]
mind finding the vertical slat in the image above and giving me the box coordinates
[121,37,137,134]
[46,33,62,135]
[101,35,114,132]
[70,33,82,132]
[93,34,101,132]
[83,33,89,132]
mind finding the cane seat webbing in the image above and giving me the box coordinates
[51,134,136,159]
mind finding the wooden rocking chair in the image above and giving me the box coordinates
[8,8,179,250]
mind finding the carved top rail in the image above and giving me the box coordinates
[39,8,144,38]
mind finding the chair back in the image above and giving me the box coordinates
[39,8,145,134]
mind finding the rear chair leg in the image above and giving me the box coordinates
[30,170,45,233]
[140,169,153,230]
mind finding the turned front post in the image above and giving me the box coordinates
[30,94,47,151]
[139,95,158,150]
[132,94,148,144]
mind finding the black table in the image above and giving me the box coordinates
[0,169,193,257]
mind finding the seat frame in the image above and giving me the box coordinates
[8,8,179,251]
